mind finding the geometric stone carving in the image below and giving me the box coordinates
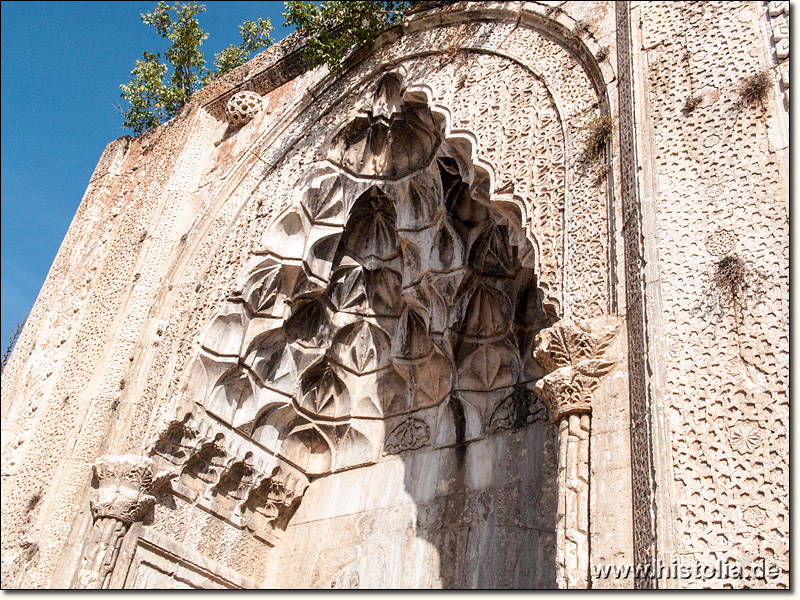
[176,70,553,486]
[767,1,790,106]
[705,229,737,256]
[226,91,263,128]
[769,0,789,15]
[154,69,558,545]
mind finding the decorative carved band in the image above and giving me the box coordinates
[149,408,309,544]
[616,1,657,587]
[766,1,789,107]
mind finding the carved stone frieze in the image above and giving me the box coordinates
[149,406,309,544]
[766,1,789,106]
[488,387,549,434]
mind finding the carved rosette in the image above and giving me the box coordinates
[226,91,263,127]
[532,317,621,589]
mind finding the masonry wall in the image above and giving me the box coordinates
[628,0,789,588]
[0,1,788,590]
[0,39,317,586]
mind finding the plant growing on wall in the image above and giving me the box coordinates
[120,2,273,134]
[581,115,613,162]
[1,317,26,375]
[283,1,410,70]
[736,69,771,109]
[120,1,415,135]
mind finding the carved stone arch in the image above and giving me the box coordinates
[207,365,257,426]
[155,1,615,348]
[168,66,553,468]
[281,422,334,474]
[141,6,623,579]
[250,403,298,452]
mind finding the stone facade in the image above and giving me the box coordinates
[1,1,788,589]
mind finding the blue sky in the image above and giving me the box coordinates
[1,1,296,347]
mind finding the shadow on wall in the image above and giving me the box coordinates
[292,73,560,588]
[400,416,559,588]
[155,72,560,589]
[397,140,558,589]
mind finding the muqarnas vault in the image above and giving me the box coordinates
[1,1,789,589]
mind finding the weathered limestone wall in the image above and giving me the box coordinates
[0,34,317,587]
[0,113,207,587]
[0,1,787,590]
[626,0,789,588]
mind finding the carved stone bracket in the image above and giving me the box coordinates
[73,455,171,589]
[148,406,309,545]
[533,316,621,589]
[89,454,168,524]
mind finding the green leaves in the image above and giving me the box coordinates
[239,18,274,55]
[120,3,273,135]
[120,2,412,135]
[206,18,273,83]
[120,51,170,133]
[283,1,410,70]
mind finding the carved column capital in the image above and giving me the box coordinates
[532,316,622,589]
[75,455,174,588]
[533,316,621,422]
[89,454,168,525]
